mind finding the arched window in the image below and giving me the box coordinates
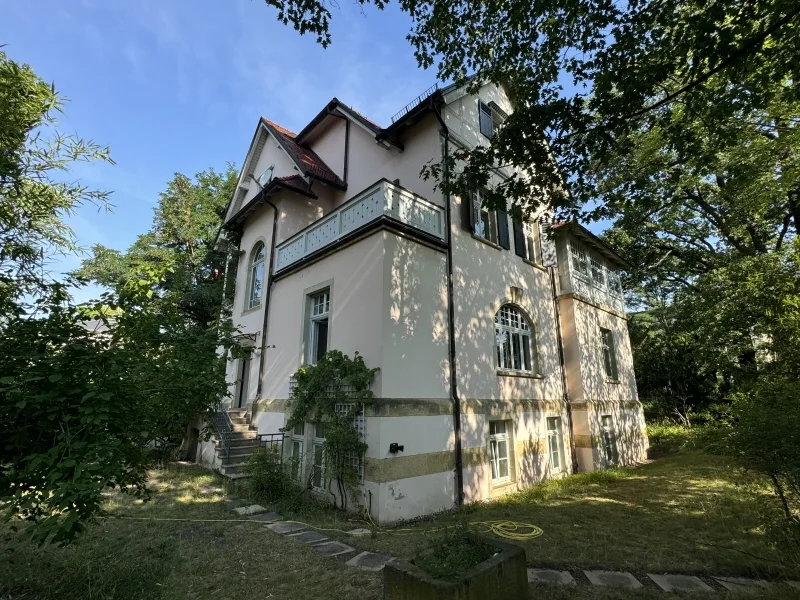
[248,242,265,309]
[495,305,539,373]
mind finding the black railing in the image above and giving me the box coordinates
[390,83,439,124]
[209,402,234,459]
[257,432,285,459]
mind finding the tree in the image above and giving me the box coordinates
[0,52,236,544]
[259,0,799,219]
[0,50,113,310]
[76,168,239,327]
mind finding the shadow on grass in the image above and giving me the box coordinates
[284,451,798,582]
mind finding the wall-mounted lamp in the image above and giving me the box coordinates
[389,443,404,454]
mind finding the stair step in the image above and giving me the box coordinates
[221,462,249,476]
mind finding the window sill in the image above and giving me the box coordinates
[523,258,548,272]
[471,233,503,251]
[605,379,621,385]
[497,370,544,379]
[241,304,262,316]
[490,478,516,493]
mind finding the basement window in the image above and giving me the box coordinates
[488,420,511,483]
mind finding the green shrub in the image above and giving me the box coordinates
[413,523,495,580]
[243,447,297,504]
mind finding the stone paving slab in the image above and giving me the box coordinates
[288,530,329,545]
[584,570,643,589]
[266,521,307,534]
[233,504,268,516]
[713,577,769,593]
[345,551,394,571]
[648,574,714,593]
[248,511,283,522]
[313,540,356,558]
[528,569,577,585]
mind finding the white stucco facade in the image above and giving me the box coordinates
[200,83,648,522]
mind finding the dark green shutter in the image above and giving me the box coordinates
[464,193,476,232]
[497,210,510,250]
[512,219,526,258]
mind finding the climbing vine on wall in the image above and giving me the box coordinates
[284,350,378,506]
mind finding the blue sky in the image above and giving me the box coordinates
[3,0,434,301]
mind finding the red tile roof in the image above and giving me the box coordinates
[261,117,346,189]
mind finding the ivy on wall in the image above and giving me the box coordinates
[284,350,378,506]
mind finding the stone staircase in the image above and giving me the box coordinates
[214,409,260,479]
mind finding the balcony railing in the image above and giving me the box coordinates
[274,179,446,272]
[570,273,625,314]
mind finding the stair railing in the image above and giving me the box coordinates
[210,402,234,459]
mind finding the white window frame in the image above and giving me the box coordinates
[495,305,539,374]
[472,190,498,244]
[290,422,305,483]
[307,289,330,365]
[600,414,619,465]
[523,221,542,264]
[600,327,619,381]
[248,242,266,310]
[488,421,511,484]
[311,423,326,491]
[546,416,566,473]
[569,242,589,281]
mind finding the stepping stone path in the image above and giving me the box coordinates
[266,521,306,534]
[313,540,356,557]
[225,498,796,592]
[346,551,395,571]
[649,574,714,593]
[713,577,770,593]
[528,569,576,586]
[584,570,644,589]
[233,504,268,516]
[288,530,329,545]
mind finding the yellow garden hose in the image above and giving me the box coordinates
[110,515,544,541]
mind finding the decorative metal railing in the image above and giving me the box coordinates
[274,180,446,272]
[209,402,234,459]
[257,432,285,457]
[391,83,439,123]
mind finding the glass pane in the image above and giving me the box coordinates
[498,457,509,479]
[490,447,499,479]
[293,423,304,436]
[314,319,328,362]
[490,421,506,436]
[497,439,508,460]
[315,423,325,439]
[511,333,522,371]
[522,335,531,372]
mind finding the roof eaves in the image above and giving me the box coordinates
[551,221,631,269]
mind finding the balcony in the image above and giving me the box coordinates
[569,273,625,314]
[274,179,446,272]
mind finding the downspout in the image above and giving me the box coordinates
[433,99,464,507]
[550,265,579,473]
[253,183,280,426]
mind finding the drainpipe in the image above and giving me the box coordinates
[432,99,465,507]
[550,265,579,473]
[252,178,280,427]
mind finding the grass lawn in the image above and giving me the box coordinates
[2,450,799,599]
[0,464,381,600]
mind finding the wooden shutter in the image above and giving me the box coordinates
[497,209,510,250]
[512,219,526,258]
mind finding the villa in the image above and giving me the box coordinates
[197,81,649,522]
